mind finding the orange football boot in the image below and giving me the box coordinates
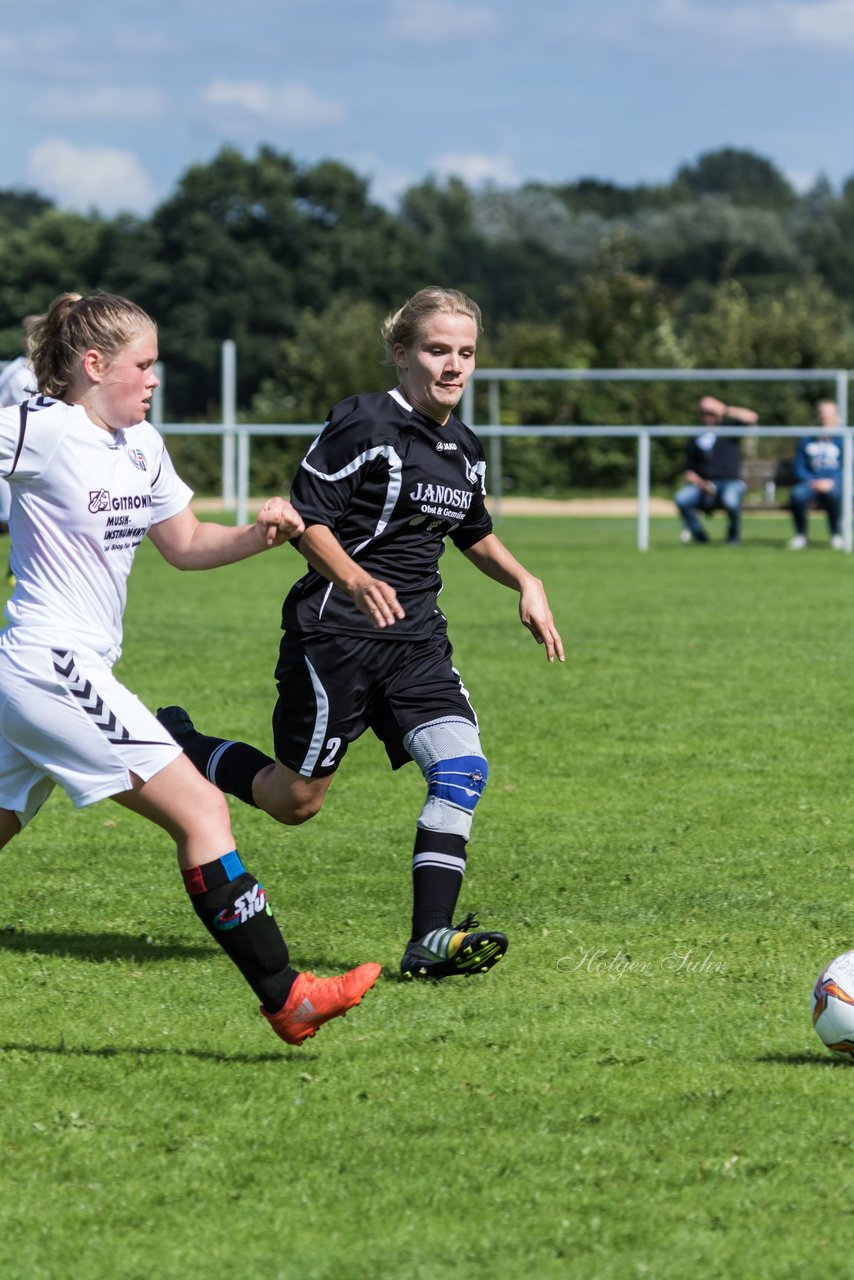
[263,962,382,1046]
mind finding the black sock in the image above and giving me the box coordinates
[183,851,298,1013]
[410,829,467,941]
[182,734,272,808]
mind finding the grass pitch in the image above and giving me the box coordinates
[1,513,852,1279]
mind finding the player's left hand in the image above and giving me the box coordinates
[519,580,565,664]
[255,497,305,547]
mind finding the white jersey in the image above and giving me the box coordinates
[0,396,192,661]
[0,356,37,408]
[0,357,32,520]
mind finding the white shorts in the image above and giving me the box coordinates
[0,637,182,827]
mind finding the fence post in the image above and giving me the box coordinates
[837,371,852,554]
[151,363,164,429]
[236,429,250,527]
[221,340,237,513]
[637,430,650,551]
[460,380,474,427]
[487,379,503,520]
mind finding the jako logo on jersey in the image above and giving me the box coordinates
[436,441,457,452]
[213,882,269,930]
[127,447,147,471]
[409,482,473,508]
[89,489,111,513]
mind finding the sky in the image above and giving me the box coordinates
[4,0,854,217]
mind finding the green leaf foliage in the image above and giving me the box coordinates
[3,143,854,495]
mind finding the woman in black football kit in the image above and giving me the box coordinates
[159,287,564,980]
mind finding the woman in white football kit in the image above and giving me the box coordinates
[0,292,380,1046]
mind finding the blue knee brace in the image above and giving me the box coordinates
[404,716,488,839]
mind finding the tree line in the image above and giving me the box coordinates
[2,145,852,495]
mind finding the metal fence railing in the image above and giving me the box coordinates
[156,363,853,552]
[462,367,852,552]
[5,355,851,551]
[156,420,854,553]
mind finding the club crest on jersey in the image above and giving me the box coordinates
[127,447,147,471]
[89,489,111,514]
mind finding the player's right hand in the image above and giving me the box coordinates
[351,577,406,629]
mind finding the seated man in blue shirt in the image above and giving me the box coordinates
[674,396,759,545]
[788,399,845,550]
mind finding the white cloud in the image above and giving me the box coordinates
[562,0,854,55]
[112,31,174,55]
[759,0,854,46]
[201,79,345,128]
[30,86,166,123]
[338,149,519,210]
[352,153,421,208]
[388,0,503,42]
[653,0,854,51]
[784,168,816,193]
[27,140,157,216]
[431,151,519,187]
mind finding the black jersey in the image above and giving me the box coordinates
[283,388,493,639]
[685,431,742,481]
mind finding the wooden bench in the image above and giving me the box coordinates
[741,457,795,511]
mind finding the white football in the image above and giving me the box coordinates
[811,950,854,1058]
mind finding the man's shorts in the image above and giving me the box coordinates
[272,629,478,777]
[0,636,182,827]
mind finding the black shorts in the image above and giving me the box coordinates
[272,630,477,777]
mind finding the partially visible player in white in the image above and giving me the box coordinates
[0,318,38,578]
[0,347,36,405]
[0,291,380,1046]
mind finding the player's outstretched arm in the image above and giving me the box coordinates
[148,497,304,570]
[462,532,565,664]
[297,523,406,629]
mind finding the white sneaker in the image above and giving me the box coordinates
[831,534,845,550]
[788,535,807,550]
